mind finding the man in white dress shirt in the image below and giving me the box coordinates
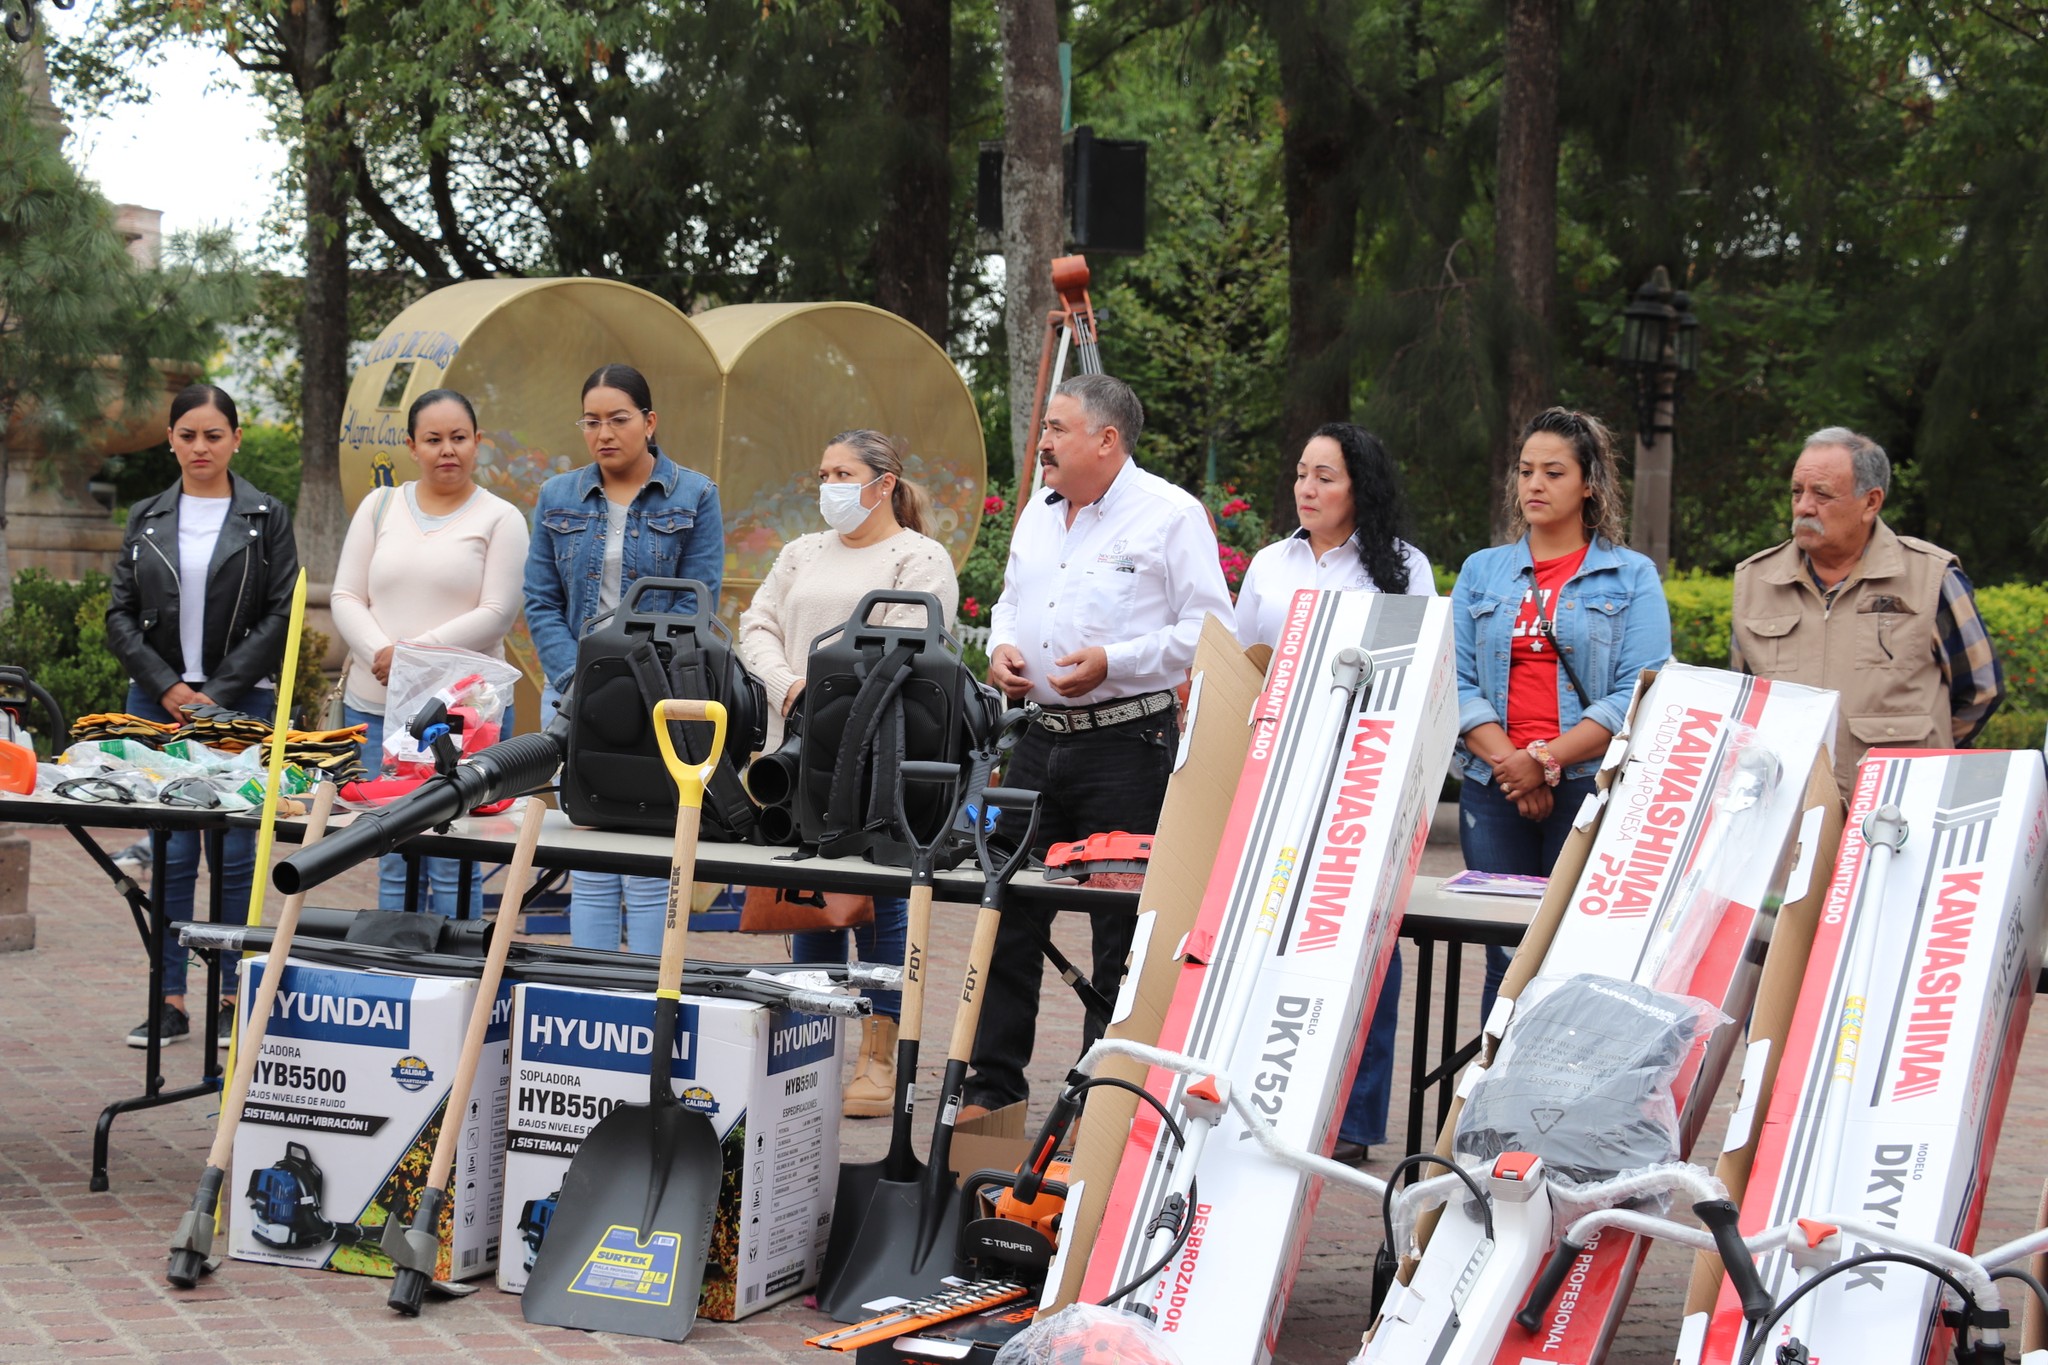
[968,373,1233,1112]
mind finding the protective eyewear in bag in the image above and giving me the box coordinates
[53,775,140,804]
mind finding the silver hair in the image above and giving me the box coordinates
[1803,425,1890,498]
[1056,373,1144,454]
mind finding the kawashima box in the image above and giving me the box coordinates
[229,956,511,1281]
[1363,663,1841,1365]
[1079,590,1457,1364]
[498,982,841,1320]
[1695,749,2048,1365]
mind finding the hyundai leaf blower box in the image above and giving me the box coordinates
[1079,591,1457,1365]
[228,956,511,1281]
[1694,749,2048,1365]
[497,982,842,1320]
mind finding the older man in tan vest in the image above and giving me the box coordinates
[1731,426,2003,798]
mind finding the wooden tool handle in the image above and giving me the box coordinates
[899,882,934,1046]
[427,797,546,1192]
[652,699,725,1001]
[206,780,336,1171]
[946,904,1004,1061]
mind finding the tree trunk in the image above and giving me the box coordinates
[295,0,349,583]
[872,0,953,346]
[999,0,1062,492]
[1492,0,1561,542]
[1270,7,1360,530]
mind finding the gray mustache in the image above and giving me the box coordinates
[1793,516,1826,535]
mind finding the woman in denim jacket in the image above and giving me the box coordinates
[1451,408,1671,1013]
[524,362,725,952]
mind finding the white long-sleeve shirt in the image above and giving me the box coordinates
[1231,529,1437,649]
[989,458,1232,707]
[329,484,531,712]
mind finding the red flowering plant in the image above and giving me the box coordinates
[1201,481,1269,596]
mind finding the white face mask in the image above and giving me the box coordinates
[819,475,882,534]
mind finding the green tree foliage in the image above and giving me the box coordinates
[0,570,128,731]
[0,52,249,610]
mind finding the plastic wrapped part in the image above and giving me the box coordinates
[1454,974,1728,1188]
[1634,723,1783,994]
[379,643,521,773]
[1388,1169,1481,1261]
[991,1304,1187,1365]
[1544,1160,1726,1243]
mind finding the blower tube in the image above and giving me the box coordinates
[745,711,803,809]
[272,728,565,895]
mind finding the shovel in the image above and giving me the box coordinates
[522,699,729,1343]
[818,784,1042,1322]
[815,758,965,1305]
[384,796,548,1313]
[165,780,337,1289]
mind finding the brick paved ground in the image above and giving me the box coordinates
[4,815,2047,1362]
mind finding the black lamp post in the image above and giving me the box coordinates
[1618,265,1700,576]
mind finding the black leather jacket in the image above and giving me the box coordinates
[105,473,300,705]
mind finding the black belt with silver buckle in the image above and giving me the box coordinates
[1032,689,1176,735]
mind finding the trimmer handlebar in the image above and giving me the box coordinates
[1695,1198,1773,1323]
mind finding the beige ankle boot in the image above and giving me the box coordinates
[842,1015,899,1118]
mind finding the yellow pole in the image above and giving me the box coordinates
[218,568,308,1233]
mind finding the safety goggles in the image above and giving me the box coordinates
[158,775,225,810]
[52,775,140,805]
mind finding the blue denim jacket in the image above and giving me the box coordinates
[1451,534,1672,783]
[524,448,725,692]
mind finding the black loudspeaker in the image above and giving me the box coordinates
[975,124,1147,256]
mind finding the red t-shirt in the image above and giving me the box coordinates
[1506,543,1590,748]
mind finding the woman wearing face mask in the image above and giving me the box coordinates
[105,382,298,1048]
[331,388,530,913]
[526,362,725,954]
[1232,422,1434,1167]
[738,430,957,1117]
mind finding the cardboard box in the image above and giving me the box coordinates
[1049,613,1271,1310]
[1694,749,2048,1365]
[1367,663,1843,1364]
[229,955,511,1281]
[1079,591,1458,1363]
[498,982,841,1320]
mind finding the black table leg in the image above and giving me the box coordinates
[1438,938,1461,1141]
[79,823,232,1192]
[1406,936,1436,1162]
[404,852,421,914]
[455,860,475,920]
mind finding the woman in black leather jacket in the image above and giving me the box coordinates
[105,383,299,1048]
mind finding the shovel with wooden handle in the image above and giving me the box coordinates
[384,795,549,1313]
[522,699,729,1343]
[166,779,337,1288]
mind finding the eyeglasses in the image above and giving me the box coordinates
[53,775,139,805]
[159,775,224,809]
[573,412,647,434]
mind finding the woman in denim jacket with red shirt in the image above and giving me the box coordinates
[1451,408,1671,1014]
[524,362,724,953]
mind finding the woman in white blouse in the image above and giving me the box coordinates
[738,429,958,1117]
[330,388,531,913]
[1234,422,1435,1166]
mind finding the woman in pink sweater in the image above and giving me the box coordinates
[738,430,957,1116]
[330,388,531,912]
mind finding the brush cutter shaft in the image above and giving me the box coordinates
[207,782,336,1171]
[1786,802,1907,1350]
[428,798,545,1192]
[1133,647,1370,1305]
